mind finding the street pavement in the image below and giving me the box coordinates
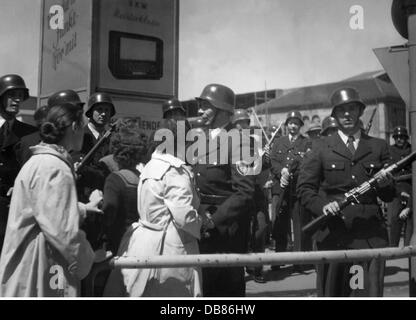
[246,254,410,297]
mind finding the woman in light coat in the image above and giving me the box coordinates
[0,102,100,297]
[104,119,206,297]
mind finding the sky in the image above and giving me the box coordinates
[0,0,406,100]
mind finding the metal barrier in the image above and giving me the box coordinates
[85,246,416,297]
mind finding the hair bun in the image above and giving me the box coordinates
[40,121,62,144]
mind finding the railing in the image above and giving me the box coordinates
[85,246,416,297]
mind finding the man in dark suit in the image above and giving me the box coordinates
[387,126,412,247]
[0,74,37,252]
[193,84,255,297]
[297,87,395,296]
[270,111,311,260]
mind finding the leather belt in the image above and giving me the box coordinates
[199,193,228,205]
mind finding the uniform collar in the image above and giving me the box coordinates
[0,115,14,130]
[337,128,361,145]
[288,133,300,142]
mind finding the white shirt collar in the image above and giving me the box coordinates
[0,115,14,129]
[337,129,361,147]
[288,133,300,142]
[87,122,100,140]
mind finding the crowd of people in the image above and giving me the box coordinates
[0,73,412,298]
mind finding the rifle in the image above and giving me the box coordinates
[272,148,307,230]
[365,107,377,135]
[75,121,118,174]
[266,122,282,149]
[302,150,416,237]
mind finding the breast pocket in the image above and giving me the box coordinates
[362,161,382,177]
[323,161,346,185]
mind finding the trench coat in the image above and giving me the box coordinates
[104,151,202,297]
[0,143,94,297]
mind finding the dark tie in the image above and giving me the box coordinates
[0,121,10,147]
[347,135,356,155]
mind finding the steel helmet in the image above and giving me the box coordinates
[86,92,116,118]
[306,122,322,133]
[330,87,366,116]
[48,90,84,108]
[162,98,185,117]
[232,109,250,124]
[392,126,409,138]
[196,84,235,113]
[285,111,304,126]
[321,116,339,135]
[0,74,29,100]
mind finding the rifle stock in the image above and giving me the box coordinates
[302,150,416,236]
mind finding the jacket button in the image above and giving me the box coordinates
[352,175,356,179]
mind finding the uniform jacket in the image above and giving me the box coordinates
[0,143,94,297]
[15,131,41,166]
[0,120,37,197]
[270,134,311,196]
[73,124,111,193]
[297,131,394,249]
[104,151,202,297]
[193,125,255,254]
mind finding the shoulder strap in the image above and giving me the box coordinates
[115,169,140,186]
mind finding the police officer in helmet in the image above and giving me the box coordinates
[297,87,395,296]
[0,74,37,252]
[193,84,255,297]
[270,110,310,262]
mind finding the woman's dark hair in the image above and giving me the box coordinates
[111,126,148,169]
[40,103,84,144]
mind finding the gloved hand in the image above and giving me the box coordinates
[375,169,393,188]
[323,201,341,216]
[399,207,410,220]
[280,167,290,188]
